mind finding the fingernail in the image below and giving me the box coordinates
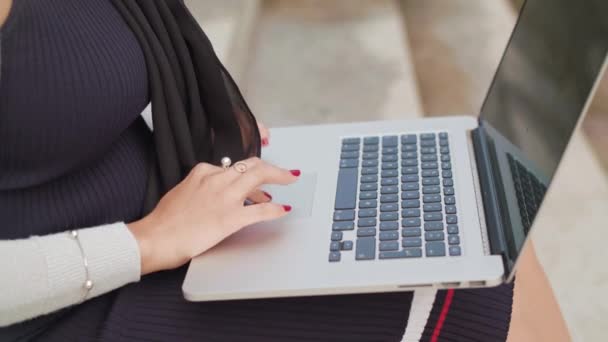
[262,138,269,146]
[290,170,301,177]
[282,204,292,212]
[263,191,272,200]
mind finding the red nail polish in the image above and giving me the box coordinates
[262,138,269,146]
[282,205,292,212]
[290,170,301,177]
[263,191,272,200]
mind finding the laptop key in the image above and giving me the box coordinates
[421,162,438,169]
[361,183,377,191]
[402,237,423,247]
[422,178,440,185]
[382,162,398,170]
[332,221,354,231]
[403,151,417,159]
[343,137,361,144]
[379,231,400,241]
[402,218,421,227]
[446,215,458,224]
[333,210,355,221]
[449,246,461,256]
[445,205,457,214]
[448,235,460,245]
[403,144,417,152]
[442,170,452,178]
[382,154,398,162]
[439,140,449,147]
[341,144,359,152]
[341,151,359,159]
[334,168,357,209]
[380,194,399,203]
[425,242,446,257]
[402,228,422,237]
[402,209,421,217]
[364,136,379,144]
[423,203,442,212]
[424,212,443,221]
[362,159,378,167]
[380,203,399,212]
[381,185,399,194]
[444,196,456,205]
[357,228,377,237]
[329,252,341,262]
[358,218,377,227]
[424,222,444,231]
[363,152,379,160]
[443,178,453,186]
[447,225,459,234]
[444,187,455,195]
[381,170,398,178]
[340,159,359,168]
[402,159,418,167]
[401,200,421,208]
[379,221,399,231]
[382,136,398,147]
[380,248,422,259]
[358,209,377,218]
[330,241,341,251]
[402,183,419,191]
[383,147,398,154]
[421,155,437,162]
[401,134,417,144]
[362,167,379,175]
[420,133,436,140]
[363,144,379,152]
[425,231,445,241]
[423,194,441,203]
[402,166,418,174]
[359,199,378,208]
[441,154,451,162]
[420,140,436,147]
[440,147,450,154]
[380,212,399,221]
[379,241,399,251]
[422,170,439,177]
[421,147,437,154]
[359,191,377,200]
[422,186,440,194]
[402,174,419,182]
[361,174,378,183]
[341,240,354,250]
[439,132,448,139]
[381,177,398,186]
[355,237,376,260]
[331,231,343,241]
[401,191,419,200]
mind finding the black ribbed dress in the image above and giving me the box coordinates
[0,1,513,341]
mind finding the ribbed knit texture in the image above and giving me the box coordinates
[1,1,513,341]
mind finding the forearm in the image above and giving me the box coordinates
[0,223,140,327]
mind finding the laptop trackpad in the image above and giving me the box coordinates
[262,173,317,219]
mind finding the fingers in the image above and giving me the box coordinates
[257,122,270,147]
[239,202,291,228]
[246,189,272,204]
[232,157,299,198]
[186,162,222,183]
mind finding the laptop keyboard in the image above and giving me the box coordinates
[507,154,547,234]
[329,133,461,262]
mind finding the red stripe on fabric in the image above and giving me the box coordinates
[430,289,455,342]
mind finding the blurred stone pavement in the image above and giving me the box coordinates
[186,1,608,340]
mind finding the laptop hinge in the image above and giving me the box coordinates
[471,124,513,274]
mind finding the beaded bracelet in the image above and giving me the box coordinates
[68,230,94,302]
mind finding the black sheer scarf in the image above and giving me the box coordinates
[110,0,261,214]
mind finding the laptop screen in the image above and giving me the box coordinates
[479,0,608,265]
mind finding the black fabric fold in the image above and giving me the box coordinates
[111,0,261,213]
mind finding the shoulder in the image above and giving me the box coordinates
[0,0,13,29]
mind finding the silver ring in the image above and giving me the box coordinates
[221,157,232,170]
[233,161,248,173]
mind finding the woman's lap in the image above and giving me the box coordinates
[40,267,513,342]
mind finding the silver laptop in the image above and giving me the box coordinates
[183,0,608,301]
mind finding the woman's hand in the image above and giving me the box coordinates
[258,121,270,147]
[127,157,300,275]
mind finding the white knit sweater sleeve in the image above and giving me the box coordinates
[0,222,141,327]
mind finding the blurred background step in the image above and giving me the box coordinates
[241,0,423,127]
